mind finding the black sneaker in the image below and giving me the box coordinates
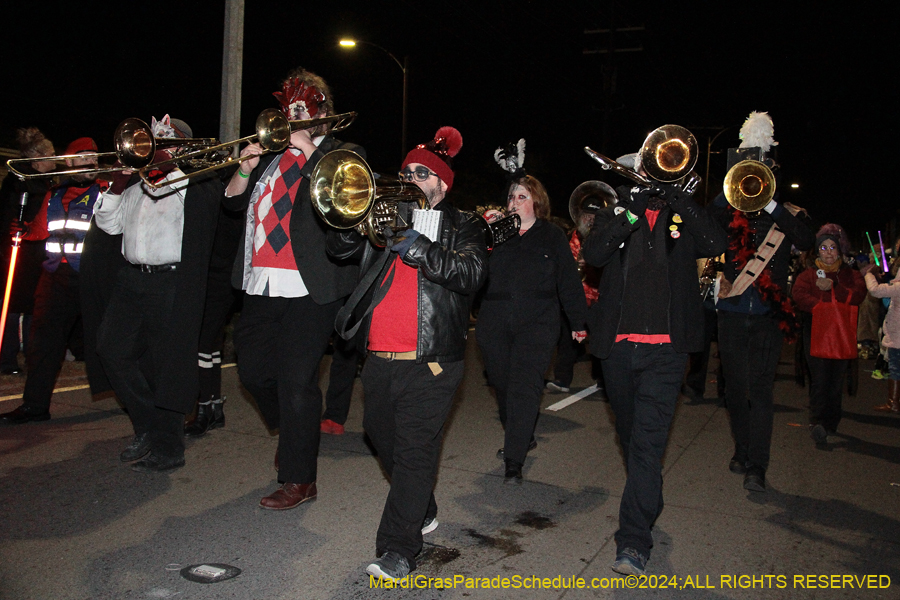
[131,453,185,473]
[366,551,410,581]
[545,380,571,393]
[120,433,151,462]
[810,424,828,444]
[497,438,537,460]
[504,459,523,485]
[612,547,647,576]
[729,455,748,474]
[743,466,766,492]
[421,517,439,535]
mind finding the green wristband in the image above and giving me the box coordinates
[625,210,639,224]
[238,169,250,179]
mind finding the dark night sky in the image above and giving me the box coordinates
[2,1,892,244]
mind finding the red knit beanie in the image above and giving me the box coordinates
[65,137,98,155]
[401,127,463,190]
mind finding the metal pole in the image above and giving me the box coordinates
[401,56,409,160]
[220,0,245,155]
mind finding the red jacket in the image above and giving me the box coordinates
[792,264,867,313]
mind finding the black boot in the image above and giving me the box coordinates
[184,401,213,437]
[210,397,225,430]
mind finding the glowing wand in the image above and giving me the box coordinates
[0,192,28,356]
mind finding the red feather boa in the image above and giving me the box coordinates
[727,209,798,341]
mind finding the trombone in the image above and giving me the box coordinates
[137,108,358,189]
[4,118,218,180]
[584,124,701,192]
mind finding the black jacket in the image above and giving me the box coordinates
[710,192,814,315]
[224,136,362,305]
[477,218,587,330]
[583,190,728,357]
[327,197,487,363]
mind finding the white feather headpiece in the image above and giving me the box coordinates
[738,111,778,154]
[494,138,526,178]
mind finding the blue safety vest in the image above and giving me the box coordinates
[44,182,103,272]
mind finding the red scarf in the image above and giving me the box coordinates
[728,209,798,341]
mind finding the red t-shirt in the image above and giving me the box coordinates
[367,256,418,352]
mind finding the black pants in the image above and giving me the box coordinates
[321,334,359,425]
[22,265,81,411]
[197,272,239,402]
[98,267,183,459]
[477,304,558,465]
[602,341,686,558]
[718,311,783,470]
[684,302,718,397]
[235,294,341,484]
[803,323,846,431]
[362,356,463,568]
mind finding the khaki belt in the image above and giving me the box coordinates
[372,350,417,361]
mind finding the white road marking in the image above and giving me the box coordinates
[545,383,600,412]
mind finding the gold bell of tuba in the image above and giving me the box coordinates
[310,149,426,247]
[723,159,776,212]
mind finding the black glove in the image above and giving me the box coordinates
[627,186,654,217]
[390,229,421,259]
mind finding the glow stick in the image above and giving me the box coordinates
[866,231,880,267]
[879,231,889,273]
[0,192,29,356]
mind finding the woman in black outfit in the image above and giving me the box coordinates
[476,173,587,483]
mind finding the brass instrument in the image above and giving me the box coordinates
[138,108,358,189]
[4,118,218,180]
[723,159,776,212]
[474,213,521,251]
[584,124,701,191]
[310,149,426,247]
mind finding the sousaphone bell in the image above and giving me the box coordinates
[723,159,776,213]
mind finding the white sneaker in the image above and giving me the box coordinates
[545,381,570,393]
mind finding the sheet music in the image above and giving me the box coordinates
[413,209,442,242]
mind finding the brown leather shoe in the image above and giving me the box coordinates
[259,482,317,510]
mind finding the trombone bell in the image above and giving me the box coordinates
[723,160,776,212]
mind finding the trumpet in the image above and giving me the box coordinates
[723,159,776,213]
[138,108,357,189]
[584,124,701,192]
[5,118,218,180]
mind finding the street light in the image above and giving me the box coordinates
[339,38,408,160]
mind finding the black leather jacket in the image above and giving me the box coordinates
[327,198,487,363]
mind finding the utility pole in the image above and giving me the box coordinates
[220,0,244,154]
[583,2,643,151]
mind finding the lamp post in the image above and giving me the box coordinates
[340,39,408,161]
[703,125,736,202]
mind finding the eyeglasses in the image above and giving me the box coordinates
[819,244,838,252]
[399,166,438,182]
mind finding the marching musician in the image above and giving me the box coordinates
[712,112,814,493]
[327,127,487,582]
[582,146,727,576]
[224,68,362,509]
[94,116,223,473]
[1,138,106,424]
[476,139,587,484]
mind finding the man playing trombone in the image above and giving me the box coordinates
[582,139,728,576]
[94,116,223,473]
[223,68,362,510]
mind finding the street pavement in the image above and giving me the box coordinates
[0,337,898,599]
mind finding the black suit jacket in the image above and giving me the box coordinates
[582,191,728,358]
[224,136,362,305]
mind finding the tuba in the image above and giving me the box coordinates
[723,159,776,212]
[310,149,426,247]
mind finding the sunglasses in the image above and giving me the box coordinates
[399,166,438,183]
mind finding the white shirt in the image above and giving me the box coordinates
[94,171,187,265]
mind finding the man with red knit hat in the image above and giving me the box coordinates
[1,138,105,424]
[328,127,488,581]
